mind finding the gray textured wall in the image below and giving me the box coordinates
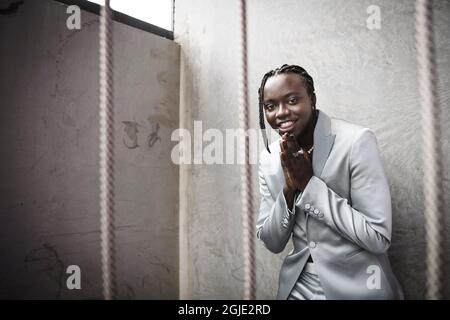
[1,0,449,301]
[0,0,180,298]
[175,0,450,299]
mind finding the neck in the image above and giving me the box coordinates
[296,110,317,149]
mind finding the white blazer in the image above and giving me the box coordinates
[257,110,404,300]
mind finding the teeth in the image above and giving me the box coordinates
[279,121,294,129]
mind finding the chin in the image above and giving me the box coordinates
[292,127,305,138]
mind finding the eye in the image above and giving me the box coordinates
[288,97,299,104]
[263,103,274,111]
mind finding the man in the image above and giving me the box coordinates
[256,64,404,299]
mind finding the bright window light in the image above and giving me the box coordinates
[87,0,173,31]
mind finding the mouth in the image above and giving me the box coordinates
[277,120,297,132]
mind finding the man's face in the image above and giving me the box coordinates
[263,73,315,138]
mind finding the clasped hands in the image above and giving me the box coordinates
[280,133,313,193]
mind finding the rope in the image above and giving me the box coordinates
[238,0,256,300]
[415,0,443,300]
[99,0,117,300]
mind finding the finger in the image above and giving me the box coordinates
[284,153,296,175]
[282,139,289,153]
[285,136,300,159]
[279,135,287,152]
[291,135,302,151]
[281,151,294,172]
[286,134,297,153]
[281,155,295,185]
[283,139,294,158]
[280,151,288,168]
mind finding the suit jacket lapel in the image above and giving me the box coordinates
[313,110,336,177]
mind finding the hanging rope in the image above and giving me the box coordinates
[415,0,443,300]
[239,0,256,300]
[99,0,117,300]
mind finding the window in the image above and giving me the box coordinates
[86,0,173,31]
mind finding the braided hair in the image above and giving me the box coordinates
[258,64,316,153]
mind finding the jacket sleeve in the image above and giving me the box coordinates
[256,163,300,254]
[296,129,392,254]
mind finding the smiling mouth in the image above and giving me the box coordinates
[278,120,296,131]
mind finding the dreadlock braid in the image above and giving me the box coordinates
[258,64,316,153]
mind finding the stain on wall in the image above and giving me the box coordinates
[24,243,65,298]
[122,120,143,149]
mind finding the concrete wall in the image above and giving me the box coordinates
[1,0,449,301]
[174,0,450,299]
[0,0,180,298]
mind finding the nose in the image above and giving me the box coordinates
[275,103,290,118]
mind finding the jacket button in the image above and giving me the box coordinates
[313,208,320,215]
[305,204,311,210]
[309,241,317,249]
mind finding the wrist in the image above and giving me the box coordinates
[298,175,313,192]
[283,185,296,211]
[283,184,296,195]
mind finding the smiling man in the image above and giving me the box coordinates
[256,64,404,300]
